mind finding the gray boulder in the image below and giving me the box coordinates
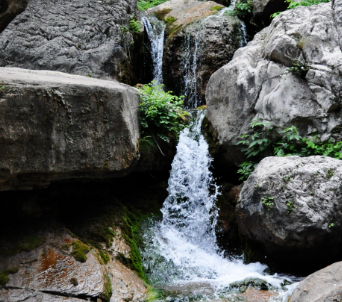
[290,262,342,302]
[0,0,28,33]
[206,2,342,167]
[0,0,142,84]
[236,156,342,269]
[0,67,140,191]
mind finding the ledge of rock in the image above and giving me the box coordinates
[206,2,342,167]
[236,156,342,270]
[290,262,342,302]
[0,0,142,84]
[0,67,140,191]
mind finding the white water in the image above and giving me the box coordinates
[142,111,298,301]
[142,15,166,84]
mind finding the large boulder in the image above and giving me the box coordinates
[0,0,28,33]
[0,0,143,84]
[147,0,246,108]
[236,156,342,270]
[206,2,342,167]
[0,67,140,191]
[290,262,342,302]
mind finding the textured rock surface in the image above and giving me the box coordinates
[290,262,342,302]
[237,156,342,269]
[0,230,147,302]
[0,0,28,33]
[206,2,342,167]
[0,0,142,84]
[148,0,245,108]
[0,67,140,191]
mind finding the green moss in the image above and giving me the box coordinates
[61,243,71,251]
[19,236,45,252]
[100,250,111,264]
[0,267,19,287]
[71,240,90,263]
[165,16,177,26]
[210,5,223,11]
[154,8,172,20]
[100,274,113,302]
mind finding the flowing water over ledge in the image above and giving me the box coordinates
[141,111,300,302]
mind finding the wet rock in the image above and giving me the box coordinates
[236,156,342,270]
[206,2,342,167]
[289,261,342,302]
[0,67,140,191]
[147,0,245,107]
[0,0,28,33]
[0,0,142,84]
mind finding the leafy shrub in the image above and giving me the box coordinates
[271,0,331,18]
[237,119,342,180]
[288,59,310,79]
[261,197,275,211]
[228,0,253,17]
[138,82,189,144]
[129,19,142,33]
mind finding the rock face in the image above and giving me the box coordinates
[0,67,140,191]
[0,230,147,302]
[236,156,342,269]
[0,0,142,84]
[147,0,245,108]
[0,0,28,33]
[206,2,342,167]
[290,262,342,302]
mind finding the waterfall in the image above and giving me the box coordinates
[141,111,299,301]
[142,15,166,84]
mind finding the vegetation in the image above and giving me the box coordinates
[154,8,172,20]
[237,119,342,180]
[99,274,113,302]
[228,0,253,17]
[0,267,19,287]
[286,200,297,213]
[138,0,169,10]
[129,19,142,33]
[71,240,90,263]
[164,16,177,26]
[270,0,331,18]
[288,59,310,79]
[261,197,275,211]
[210,5,224,11]
[138,82,189,144]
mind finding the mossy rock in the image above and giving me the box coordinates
[99,274,113,302]
[154,8,172,20]
[0,267,19,287]
[71,240,90,263]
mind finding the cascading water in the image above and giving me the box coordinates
[142,15,166,84]
[141,111,299,301]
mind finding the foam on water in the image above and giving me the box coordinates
[142,111,299,301]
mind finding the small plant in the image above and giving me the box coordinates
[129,19,142,33]
[70,277,78,286]
[86,73,92,77]
[261,197,275,211]
[283,175,292,182]
[229,0,253,17]
[237,161,257,181]
[0,267,19,287]
[138,0,169,10]
[121,26,129,33]
[138,82,189,144]
[164,16,177,26]
[288,59,310,79]
[329,222,335,229]
[325,169,334,179]
[286,200,297,213]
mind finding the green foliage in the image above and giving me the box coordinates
[237,119,342,180]
[210,5,224,11]
[138,0,169,10]
[288,59,310,79]
[129,19,142,33]
[229,0,253,17]
[0,267,19,287]
[100,250,111,264]
[164,16,177,26]
[121,25,129,33]
[329,222,335,229]
[138,82,189,144]
[271,0,331,18]
[261,197,275,211]
[100,274,113,302]
[286,200,297,213]
[71,240,90,263]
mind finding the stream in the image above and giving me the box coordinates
[141,10,299,302]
